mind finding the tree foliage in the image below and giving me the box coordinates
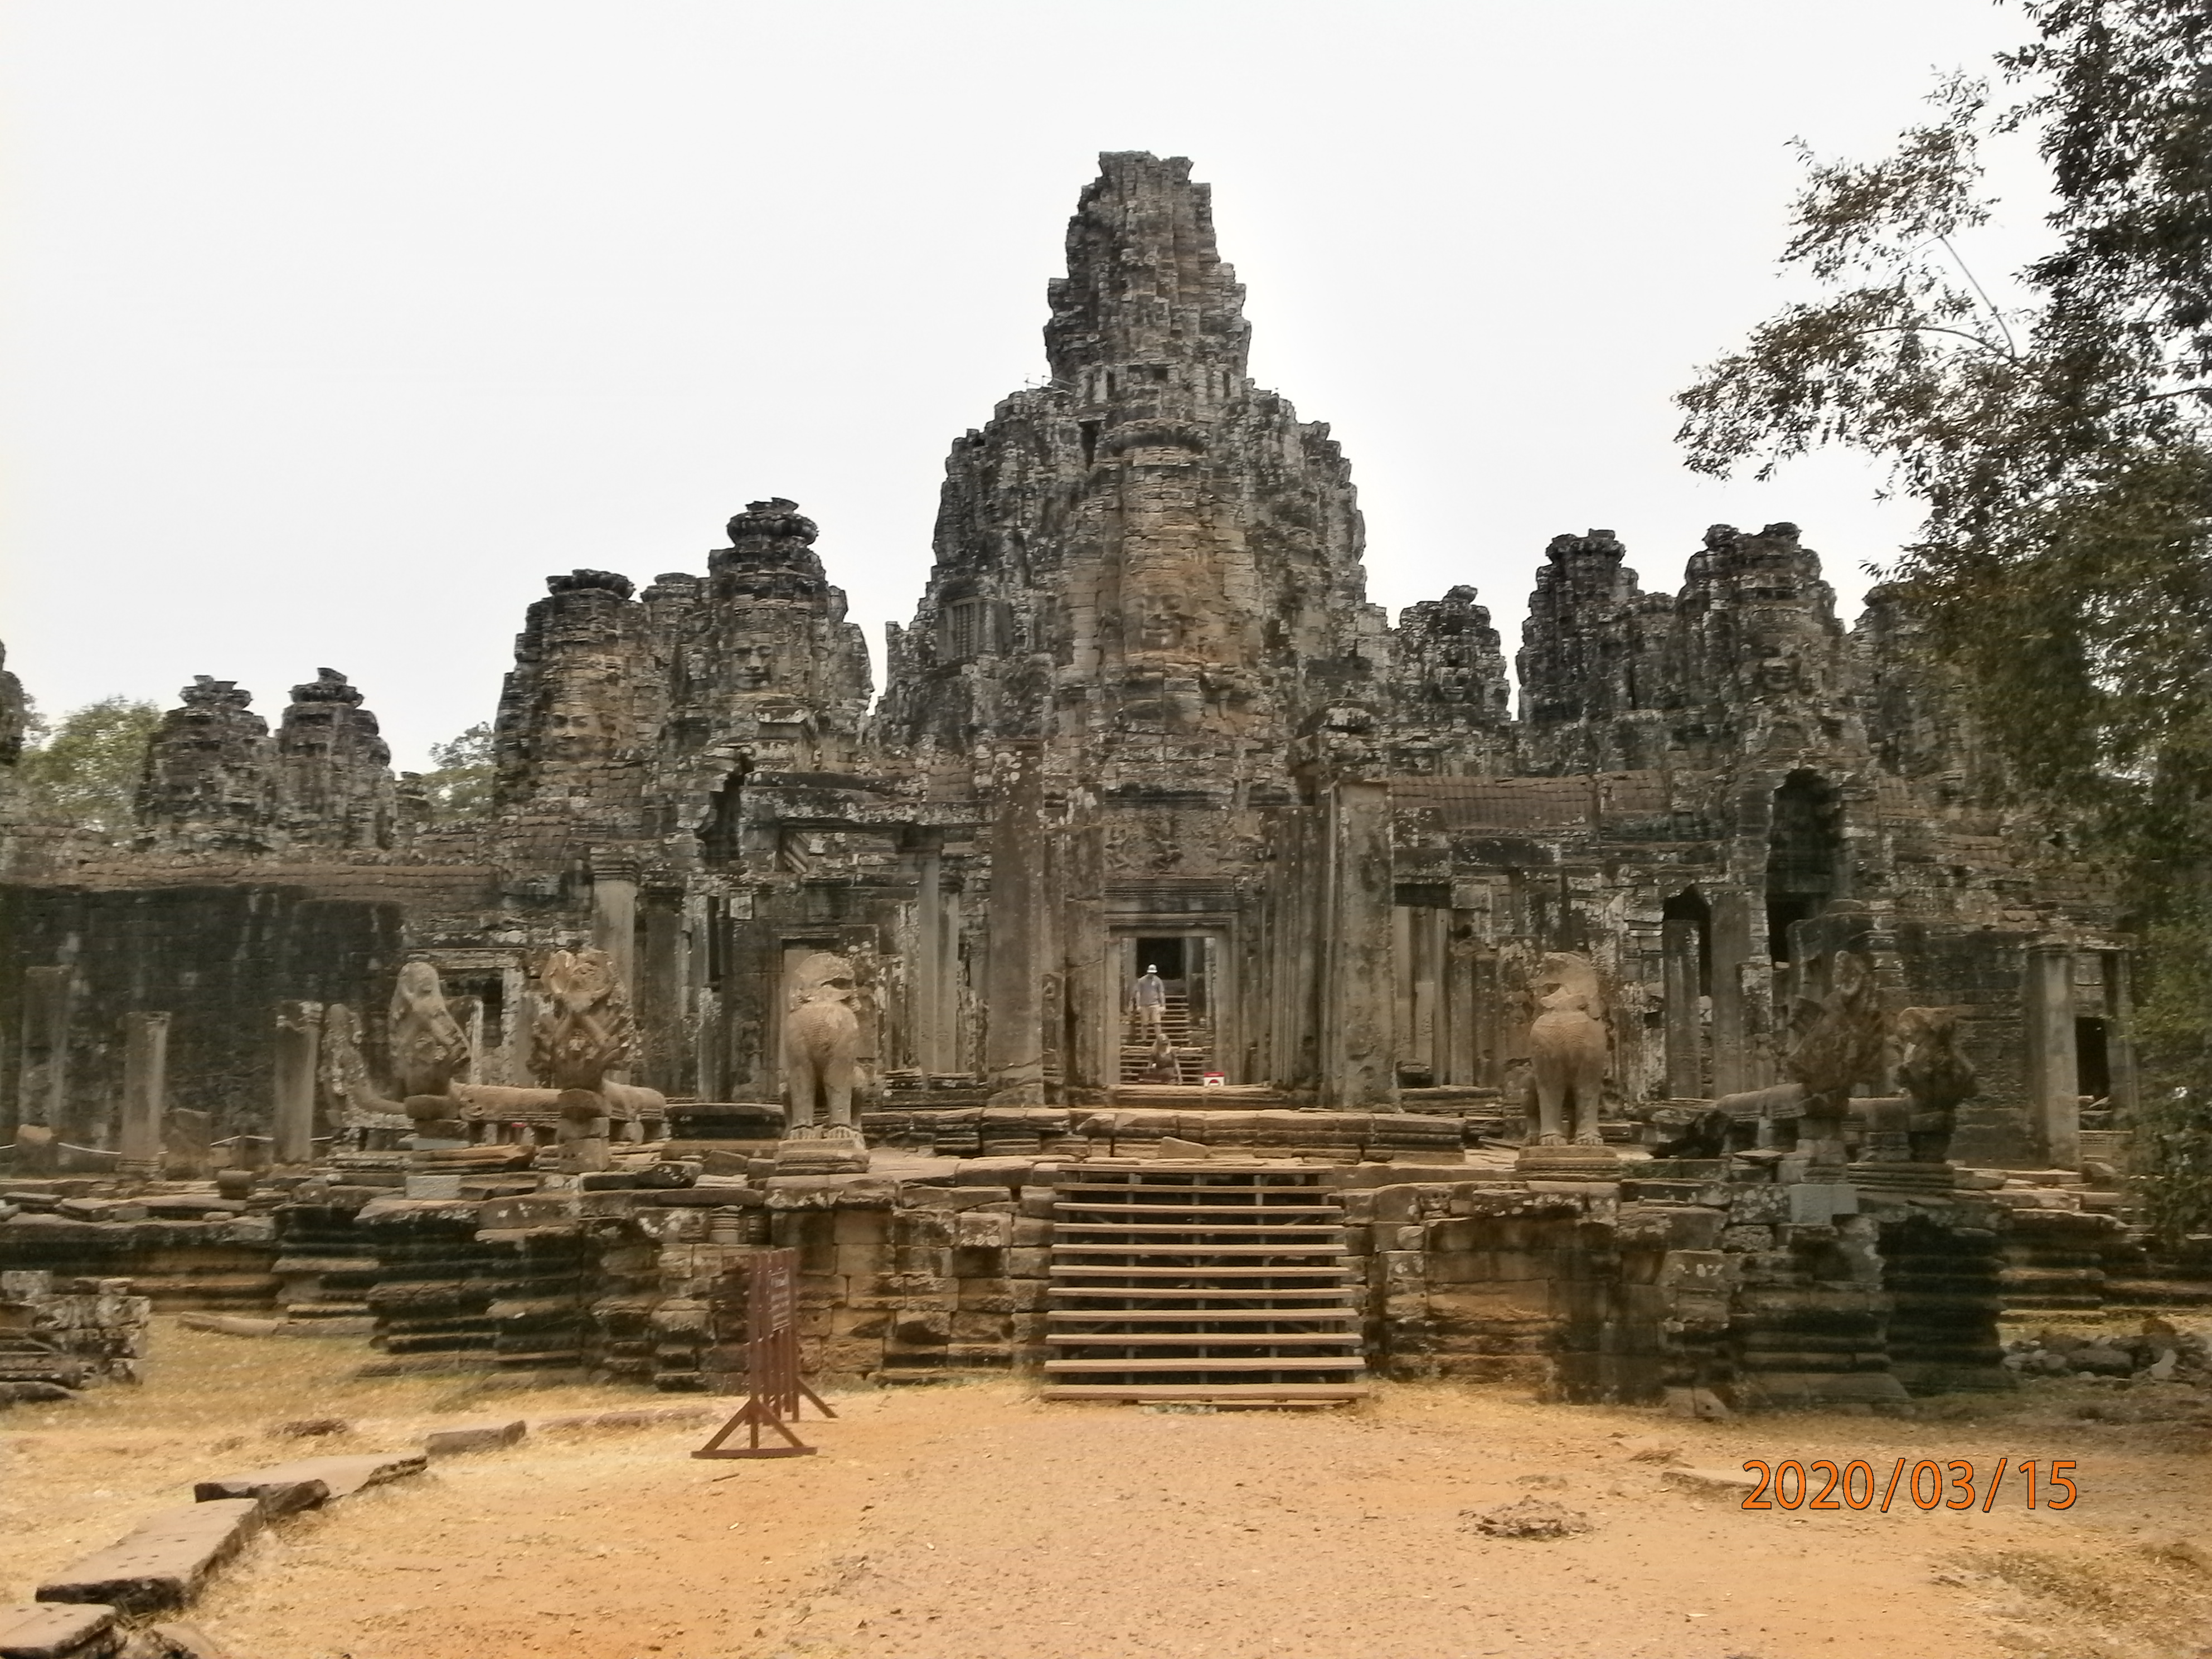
[1676,0,2212,1233]
[413,722,494,822]
[17,697,164,836]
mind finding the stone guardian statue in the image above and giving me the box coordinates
[531,946,636,1172]
[1529,952,1607,1146]
[1517,952,1618,1176]
[389,960,470,1141]
[779,950,869,1173]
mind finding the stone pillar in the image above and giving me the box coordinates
[591,867,640,995]
[1472,949,1504,1089]
[1444,914,1478,1087]
[17,966,74,1132]
[2024,945,2080,1170]
[1707,891,1756,1097]
[2102,948,2141,1118]
[118,1012,171,1176]
[984,742,1046,1104]
[1661,918,1703,1099]
[641,897,686,1090]
[1321,780,1398,1108]
[272,1000,323,1167]
[1063,815,1109,1100]
[913,837,945,1075]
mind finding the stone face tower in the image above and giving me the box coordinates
[137,677,272,850]
[271,669,396,850]
[879,152,1386,793]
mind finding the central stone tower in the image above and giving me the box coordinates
[879,152,1386,795]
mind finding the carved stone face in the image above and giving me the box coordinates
[544,697,612,762]
[1754,654,1801,694]
[729,645,775,690]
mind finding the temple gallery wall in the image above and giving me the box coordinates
[0,153,2179,1413]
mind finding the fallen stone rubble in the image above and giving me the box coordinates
[2001,1318,2210,1382]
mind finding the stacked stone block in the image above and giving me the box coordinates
[0,1270,149,1384]
[359,1198,501,1359]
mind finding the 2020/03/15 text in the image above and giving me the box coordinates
[1740,1458,2078,1511]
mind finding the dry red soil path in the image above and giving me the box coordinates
[3,1327,2206,1658]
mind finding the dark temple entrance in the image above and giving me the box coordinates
[1118,933,1219,1085]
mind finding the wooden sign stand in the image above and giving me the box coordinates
[692,1248,837,1459]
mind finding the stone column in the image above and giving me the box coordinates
[118,1012,171,1176]
[984,741,1046,1104]
[913,836,945,1075]
[641,897,686,1090]
[591,866,640,995]
[1321,780,1398,1108]
[1707,891,1756,1097]
[1063,815,1109,1101]
[17,966,74,1132]
[2024,945,2081,1170]
[1444,912,1477,1086]
[1661,917,1703,1099]
[2101,948,2141,1118]
[272,1000,323,1167]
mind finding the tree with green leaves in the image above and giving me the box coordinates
[14,697,165,837]
[1677,0,2212,1235]
[413,722,495,823]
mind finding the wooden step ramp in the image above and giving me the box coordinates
[1042,1164,1369,1405]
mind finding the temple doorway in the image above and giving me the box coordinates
[1117,933,1221,1084]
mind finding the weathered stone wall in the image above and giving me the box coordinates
[0,885,401,1144]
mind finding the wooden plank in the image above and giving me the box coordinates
[1042,1356,1367,1372]
[1038,1384,1371,1400]
[1052,1222,1342,1234]
[1048,1212,1336,1221]
[1048,1274,1345,1283]
[1051,1243,1345,1257]
[1048,1308,1359,1322]
[1044,1332,1362,1346]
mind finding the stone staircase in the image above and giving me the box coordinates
[1042,1165,1369,1403]
[1117,995,1208,1084]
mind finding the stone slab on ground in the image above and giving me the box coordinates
[1661,1466,1762,1495]
[120,1622,235,1659]
[0,1603,121,1659]
[173,1317,282,1340]
[531,1406,715,1432]
[423,1419,526,1457]
[186,1474,327,1517]
[195,1452,425,1505]
[35,1501,263,1617]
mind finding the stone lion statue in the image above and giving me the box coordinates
[785,950,860,1132]
[531,947,636,1093]
[1529,952,1607,1147]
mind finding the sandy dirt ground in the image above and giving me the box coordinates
[3,1322,2209,1659]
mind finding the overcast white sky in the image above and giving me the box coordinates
[3,1,2041,770]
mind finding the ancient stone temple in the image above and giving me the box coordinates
[0,154,2166,1407]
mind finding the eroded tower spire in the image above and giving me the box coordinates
[1044,152,1251,385]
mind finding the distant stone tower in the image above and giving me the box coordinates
[1389,586,1513,775]
[271,668,396,849]
[652,498,874,871]
[491,569,653,842]
[137,677,272,850]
